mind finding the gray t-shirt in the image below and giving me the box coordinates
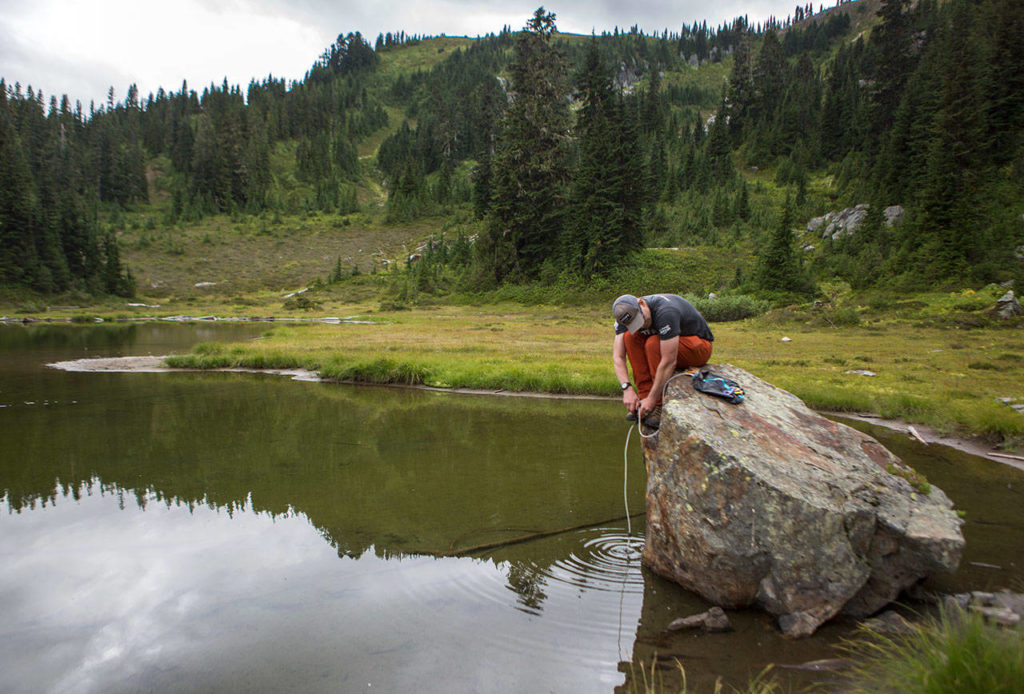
[614,294,714,341]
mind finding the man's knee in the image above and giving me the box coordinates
[677,336,713,368]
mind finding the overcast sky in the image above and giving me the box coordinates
[2,0,806,109]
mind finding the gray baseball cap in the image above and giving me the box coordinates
[612,294,644,333]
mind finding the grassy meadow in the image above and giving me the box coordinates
[5,218,1021,452]
[140,282,1024,452]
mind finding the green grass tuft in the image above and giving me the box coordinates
[841,607,1024,694]
[320,358,432,385]
[886,463,931,494]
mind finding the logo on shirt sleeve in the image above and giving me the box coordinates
[659,325,671,335]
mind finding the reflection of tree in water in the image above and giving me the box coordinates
[6,348,629,563]
[505,561,548,614]
[1,323,139,350]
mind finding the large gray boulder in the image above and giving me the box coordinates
[809,204,869,240]
[640,364,964,637]
[996,290,1022,319]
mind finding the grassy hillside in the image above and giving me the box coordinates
[96,31,755,305]
[4,0,1021,315]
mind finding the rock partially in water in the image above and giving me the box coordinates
[776,658,851,673]
[667,606,732,633]
[966,590,1024,627]
[861,609,915,635]
[640,364,964,638]
[971,605,1021,626]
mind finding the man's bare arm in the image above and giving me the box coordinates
[613,332,639,413]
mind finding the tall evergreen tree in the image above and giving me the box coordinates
[753,30,787,129]
[0,104,40,286]
[472,143,493,219]
[913,0,988,284]
[726,33,755,142]
[773,54,822,161]
[821,40,868,160]
[870,0,915,138]
[483,7,571,280]
[755,197,813,294]
[981,0,1024,166]
[706,87,734,182]
[874,41,941,200]
[567,39,644,277]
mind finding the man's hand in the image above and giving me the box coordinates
[638,395,657,418]
[623,386,639,414]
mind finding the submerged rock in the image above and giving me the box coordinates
[640,364,964,638]
[666,606,732,633]
[861,610,915,635]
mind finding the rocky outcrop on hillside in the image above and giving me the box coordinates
[996,290,1022,319]
[808,204,904,241]
[613,62,643,93]
[639,364,964,638]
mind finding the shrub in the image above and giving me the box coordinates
[832,307,861,326]
[687,294,769,322]
[282,295,321,311]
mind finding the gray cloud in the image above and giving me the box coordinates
[2,0,802,107]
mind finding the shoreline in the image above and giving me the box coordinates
[48,355,324,382]
[48,356,1024,470]
[3,315,383,325]
[824,412,1024,473]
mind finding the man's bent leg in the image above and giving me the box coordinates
[643,336,664,402]
[677,335,713,369]
[623,332,655,399]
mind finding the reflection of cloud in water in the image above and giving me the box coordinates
[2,480,336,692]
[0,479,642,693]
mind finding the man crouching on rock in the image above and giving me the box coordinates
[612,294,714,429]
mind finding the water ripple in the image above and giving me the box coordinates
[542,531,645,594]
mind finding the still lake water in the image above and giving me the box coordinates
[1,323,1022,693]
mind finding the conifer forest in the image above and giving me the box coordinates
[2,0,1022,300]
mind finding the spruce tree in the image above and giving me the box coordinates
[753,30,787,131]
[980,0,1024,166]
[471,144,493,219]
[914,0,987,284]
[870,0,914,137]
[726,33,755,142]
[102,232,134,297]
[0,104,40,286]
[567,39,644,277]
[756,197,813,295]
[706,87,734,183]
[483,7,571,280]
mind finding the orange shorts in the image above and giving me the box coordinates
[623,332,713,401]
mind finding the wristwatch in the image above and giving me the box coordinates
[621,382,631,390]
